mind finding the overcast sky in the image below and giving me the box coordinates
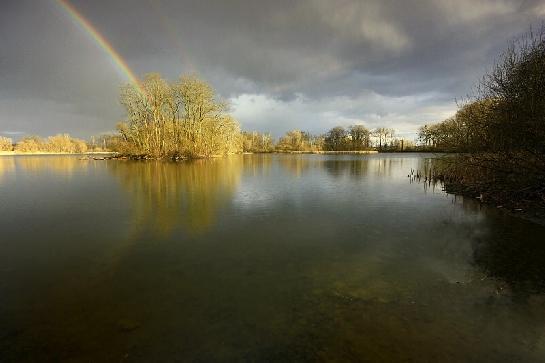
[1,0,544,140]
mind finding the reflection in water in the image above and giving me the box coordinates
[0,156,15,182]
[109,157,242,236]
[1,154,545,361]
[323,158,370,178]
[16,155,88,176]
[242,153,273,176]
[277,154,312,177]
[1,156,87,182]
[411,156,545,298]
[275,155,409,179]
[472,209,545,298]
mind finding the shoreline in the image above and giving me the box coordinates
[0,151,115,156]
[276,150,378,154]
[442,182,545,226]
[244,150,379,154]
[1,150,446,157]
[244,150,447,154]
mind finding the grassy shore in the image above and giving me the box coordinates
[444,180,545,226]
[418,156,545,226]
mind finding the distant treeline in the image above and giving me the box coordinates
[418,26,545,210]
[105,73,417,158]
[0,125,414,155]
[241,126,415,153]
[0,134,90,153]
[1,75,417,157]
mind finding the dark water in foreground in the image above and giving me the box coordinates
[1,154,545,362]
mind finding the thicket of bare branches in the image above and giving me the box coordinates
[272,125,411,152]
[276,130,324,151]
[241,131,274,153]
[115,74,241,158]
[418,99,494,152]
[419,25,545,207]
[0,136,13,151]
[14,134,87,153]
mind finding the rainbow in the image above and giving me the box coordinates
[56,0,144,94]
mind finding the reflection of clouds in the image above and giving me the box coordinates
[233,154,545,301]
[233,189,276,209]
[275,154,424,181]
[110,157,243,237]
[234,154,438,214]
[4,154,545,361]
[416,196,488,284]
[234,154,281,208]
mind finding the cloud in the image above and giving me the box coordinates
[0,0,542,138]
[433,0,518,24]
[230,90,457,139]
[312,0,412,52]
[534,3,545,16]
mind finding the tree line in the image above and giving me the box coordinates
[1,124,414,155]
[242,125,414,153]
[0,134,89,153]
[1,73,416,156]
[111,72,414,156]
[418,26,545,208]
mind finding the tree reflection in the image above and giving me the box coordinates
[413,159,545,299]
[0,156,15,182]
[15,156,87,176]
[242,153,273,177]
[275,155,415,180]
[471,214,545,299]
[277,155,312,177]
[109,157,242,236]
[323,158,370,178]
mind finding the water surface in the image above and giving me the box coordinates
[1,154,545,362]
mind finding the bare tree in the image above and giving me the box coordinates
[348,125,370,150]
[117,73,242,158]
[0,136,13,151]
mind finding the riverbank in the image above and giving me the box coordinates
[1,150,439,158]
[279,150,378,154]
[442,181,545,226]
[112,150,380,160]
[417,169,545,226]
[0,151,115,156]
[410,152,545,226]
[244,150,379,155]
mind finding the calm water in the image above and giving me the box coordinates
[1,154,545,362]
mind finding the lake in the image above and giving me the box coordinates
[1,153,545,362]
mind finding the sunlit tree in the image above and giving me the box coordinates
[0,136,13,151]
[117,73,242,158]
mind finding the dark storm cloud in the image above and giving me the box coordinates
[0,0,543,138]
